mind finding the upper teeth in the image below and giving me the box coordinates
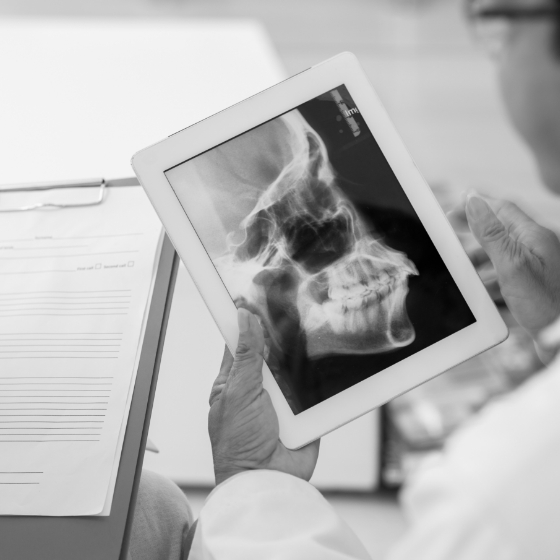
[327,271,398,303]
[329,283,371,301]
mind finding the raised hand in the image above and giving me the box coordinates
[462,193,560,340]
[208,308,320,485]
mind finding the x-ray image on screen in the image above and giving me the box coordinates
[165,85,475,414]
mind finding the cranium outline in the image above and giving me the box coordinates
[213,110,419,359]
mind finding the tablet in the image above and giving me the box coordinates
[132,52,508,449]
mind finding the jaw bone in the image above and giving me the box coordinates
[297,239,418,358]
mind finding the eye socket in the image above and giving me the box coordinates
[284,213,354,273]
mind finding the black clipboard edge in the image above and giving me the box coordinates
[119,236,179,559]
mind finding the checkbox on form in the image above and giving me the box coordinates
[128,261,135,267]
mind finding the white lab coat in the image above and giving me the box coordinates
[189,355,560,560]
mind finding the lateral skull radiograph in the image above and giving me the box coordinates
[166,86,475,413]
[214,111,419,360]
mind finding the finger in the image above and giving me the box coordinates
[229,308,265,388]
[484,197,532,226]
[477,258,497,281]
[483,198,551,247]
[484,279,504,303]
[488,199,543,241]
[301,437,321,458]
[446,189,478,230]
[237,302,272,349]
[293,438,321,482]
[446,205,470,232]
[446,196,492,269]
[482,275,499,290]
[209,346,234,407]
[538,314,560,349]
[467,245,491,269]
[465,194,516,269]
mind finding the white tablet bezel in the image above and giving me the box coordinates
[132,52,508,450]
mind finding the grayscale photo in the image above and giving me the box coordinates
[5,1,560,558]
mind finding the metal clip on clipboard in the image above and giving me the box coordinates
[0,176,140,212]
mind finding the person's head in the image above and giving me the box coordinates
[467,0,560,193]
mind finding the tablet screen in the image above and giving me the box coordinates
[165,85,476,415]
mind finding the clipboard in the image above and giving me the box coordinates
[0,178,179,560]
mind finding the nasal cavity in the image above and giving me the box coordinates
[285,214,353,274]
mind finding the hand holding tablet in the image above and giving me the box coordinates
[209,308,320,484]
[132,52,508,449]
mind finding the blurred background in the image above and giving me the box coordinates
[1,0,557,557]
[5,0,560,219]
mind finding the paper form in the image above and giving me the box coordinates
[0,186,162,515]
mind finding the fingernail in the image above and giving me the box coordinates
[466,195,492,221]
[238,308,251,334]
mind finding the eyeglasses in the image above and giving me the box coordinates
[466,1,560,58]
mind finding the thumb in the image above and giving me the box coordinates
[229,308,265,387]
[465,194,514,269]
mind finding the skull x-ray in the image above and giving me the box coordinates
[166,86,475,414]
